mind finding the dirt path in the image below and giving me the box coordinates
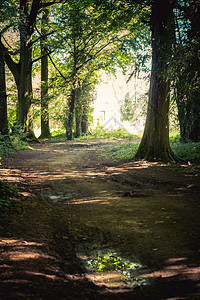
[0,139,200,299]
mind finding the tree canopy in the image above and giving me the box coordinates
[0,0,199,161]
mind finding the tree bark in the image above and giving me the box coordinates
[185,1,200,142]
[75,105,82,138]
[81,103,88,135]
[1,0,42,140]
[0,36,9,136]
[135,0,178,162]
[66,86,76,140]
[39,8,51,139]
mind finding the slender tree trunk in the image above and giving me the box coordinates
[75,104,82,138]
[135,0,178,162]
[176,93,187,142]
[66,85,76,140]
[0,37,9,136]
[39,8,51,139]
[81,103,88,134]
[75,88,82,138]
[187,91,200,142]
[66,24,78,140]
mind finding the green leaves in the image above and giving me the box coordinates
[88,252,139,271]
[0,180,19,213]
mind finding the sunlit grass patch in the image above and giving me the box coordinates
[51,126,139,141]
[103,139,200,163]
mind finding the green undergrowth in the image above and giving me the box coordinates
[171,141,200,163]
[82,127,135,140]
[103,139,200,163]
[0,180,20,213]
[51,128,200,163]
[0,134,28,157]
[51,127,138,141]
[86,252,140,272]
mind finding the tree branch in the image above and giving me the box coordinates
[48,54,69,82]
[40,0,65,10]
[2,37,20,55]
[32,50,54,64]
[29,0,42,33]
[31,30,57,46]
[0,38,20,84]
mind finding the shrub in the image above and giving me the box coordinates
[171,141,200,163]
[0,134,28,157]
[0,180,19,213]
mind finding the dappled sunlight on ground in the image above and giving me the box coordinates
[64,196,112,205]
[0,239,53,262]
[141,257,200,281]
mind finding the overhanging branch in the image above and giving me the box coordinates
[48,54,69,82]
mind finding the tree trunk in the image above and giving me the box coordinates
[66,86,76,140]
[81,103,88,135]
[185,2,200,142]
[0,37,9,136]
[135,0,178,162]
[187,91,200,142]
[75,104,82,138]
[66,25,78,140]
[75,88,82,138]
[39,8,51,139]
[17,1,34,137]
[0,0,38,141]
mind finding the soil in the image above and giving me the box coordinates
[0,138,200,299]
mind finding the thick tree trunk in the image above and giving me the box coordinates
[185,2,200,142]
[1,0,38,141]
[0,37,9,136]
[17,1,33,134]
[135,0,178,162]
[39,9,51,139]
[16,33,37,140]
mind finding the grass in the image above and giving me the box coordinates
[50,128,200,163]
[103,138,200,163]
[170,141,200,163]
[51,126,138,141]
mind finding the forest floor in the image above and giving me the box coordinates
[0,138,200,299]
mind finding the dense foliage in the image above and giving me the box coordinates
[0,0,199,161]
[0,180,20,212]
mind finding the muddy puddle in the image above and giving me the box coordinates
[77,249,149,289]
